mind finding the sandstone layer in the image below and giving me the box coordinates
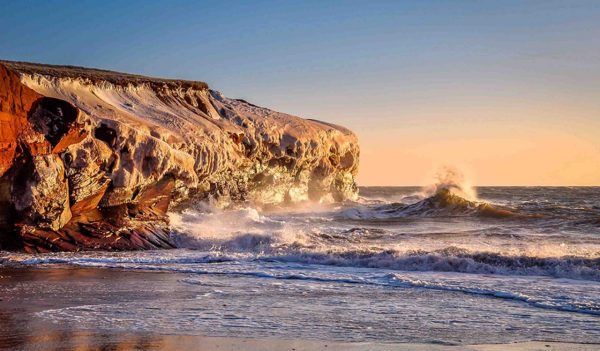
[0,61,359,252]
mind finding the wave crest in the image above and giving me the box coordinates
[270,247,600,281]
[344,188,519,219]
[420,166,478,201]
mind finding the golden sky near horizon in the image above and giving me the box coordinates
[355,101,600,186]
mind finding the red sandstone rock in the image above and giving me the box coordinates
[0,60,359,252]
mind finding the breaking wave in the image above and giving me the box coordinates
[5,247,599,281]
[270,248,600,281]
[420,166,478,201]
[345,167,527,220]
[344,188,520,219]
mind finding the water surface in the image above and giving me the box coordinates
[2,186,599,344]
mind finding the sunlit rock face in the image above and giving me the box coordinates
[0,61,359,252]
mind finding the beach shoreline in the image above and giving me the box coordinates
[3,331,599,351]
[1,265,598,350]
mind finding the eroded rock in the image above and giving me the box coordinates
[0,60,359,252]
[12,154,72,231]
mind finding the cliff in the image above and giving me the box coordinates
[0,61,359,252]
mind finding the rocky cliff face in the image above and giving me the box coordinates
[0,61,359,252]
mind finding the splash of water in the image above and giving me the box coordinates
[420,166,478,201]
[168,204,310,251]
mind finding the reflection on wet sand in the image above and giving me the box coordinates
[1,266,598,351]
[1,330,168,351]
[0,266,183,351]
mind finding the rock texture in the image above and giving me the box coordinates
[0,61,359,252]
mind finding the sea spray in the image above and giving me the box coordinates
[419,166,478,201]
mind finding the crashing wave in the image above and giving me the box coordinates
[398,188,518,218]
[269,247,600,281]
[344,188,519,219]
[4,244,599,282]
[345,167,519,219]
[419,166,478,201]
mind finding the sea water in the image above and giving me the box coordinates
[1,186,599,344]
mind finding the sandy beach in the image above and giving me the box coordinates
[3,332,599,351]
[1,266,598,351]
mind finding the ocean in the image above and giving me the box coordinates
[1,185,599,345]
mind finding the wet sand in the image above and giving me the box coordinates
[0,266,598,351]
[3,332,599,351]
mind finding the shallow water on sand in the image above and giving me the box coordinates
[1,186,600,344]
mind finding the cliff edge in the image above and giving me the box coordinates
[0,61,359,252]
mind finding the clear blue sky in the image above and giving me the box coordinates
[2,0,600,185]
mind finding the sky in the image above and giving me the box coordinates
[1,0,599,185]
